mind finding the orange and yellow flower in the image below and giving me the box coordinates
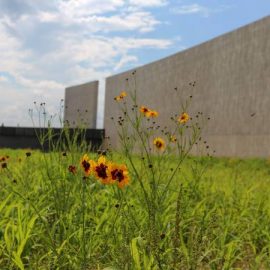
[114,91,127,101]
[80,154,91,176]
[0,156,6,162]
[140,106,149,114]
[108,163,129,188]
[153,137,166,151]
[148,110,158,117]
[178,112,189,124]
[91,156,110,184]
[140,106,158,117]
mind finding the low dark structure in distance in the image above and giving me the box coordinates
[0,126,104,151]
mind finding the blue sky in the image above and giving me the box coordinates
[0,0,269,128]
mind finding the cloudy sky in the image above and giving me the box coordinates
[0,0,269,128]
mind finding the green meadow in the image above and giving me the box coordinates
[1,147,270,269]
[1,89,270,269]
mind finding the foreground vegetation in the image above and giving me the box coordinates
[1,148,270,269]
[1,81,270,269]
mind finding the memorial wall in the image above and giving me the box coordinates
[63,16,270,157]
[64,81,99,128]
[104,16,270,157]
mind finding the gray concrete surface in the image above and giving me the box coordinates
[104,16,270,157]
[64,81,98,128]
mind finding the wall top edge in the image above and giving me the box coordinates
[106,15,270,81]
[65,80,99,90]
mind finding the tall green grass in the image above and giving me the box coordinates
[1,149,270,269]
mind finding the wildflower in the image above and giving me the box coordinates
[178,112,189,124]
[120,91,127,98]
[108,163,129,188]
[97,149,107,156]
[140,106,150,115]
[0,156,6,162]
[1,162,7,169]
[114,91,127,101]
[80,154,91,176]
[153,137,166,151]
[170,135,177,143]
[92,156,110,184]
[140,106,158,117]
[68,165,77,175]
[160,233,166,240]
[148,110,158,117]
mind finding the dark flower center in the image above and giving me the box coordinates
[95,163,108,179]
[141,107,149,113]
[82,160,90,172]
[111,169,124,182]
[156,141,163,148]
[1,162,7,169]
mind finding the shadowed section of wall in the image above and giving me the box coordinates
[104,16,270,157]
[0,127,104,151]
[64,81,98,128]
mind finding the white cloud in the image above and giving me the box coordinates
[38,10,160,33]
[0,76,8,82]
[171,3,231,17]
[172,4,210,17]
[59,0,125,17]
[39,34,172,75]
[114,55,138,71]
[129,0,168,7]
[0,21,32,74]
[0,81,65,127]
[0,0,174,127]
[114,37,172,49]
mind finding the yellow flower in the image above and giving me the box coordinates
[140,105,150,114]
[91,156,110,184]
[153,137,165,151]
[108,162,129,188]
[147,110,158,117]
[178,112,189,124]
[170,135,177,143]
[140,106,158,117]
[114,91,127,101]
[120,91,127,98]
[80,154,91,176]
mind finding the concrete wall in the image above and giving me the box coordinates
[64,81,98,128]
[104,16,270,157]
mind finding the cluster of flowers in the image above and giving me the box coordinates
[69,155,129,189]
[114,91,127,101]
[114,91,190,152]
[139,106,158,118]
[0,155,9,169]
[0,152,32,170]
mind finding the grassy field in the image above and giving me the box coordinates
[1,147,270,269]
